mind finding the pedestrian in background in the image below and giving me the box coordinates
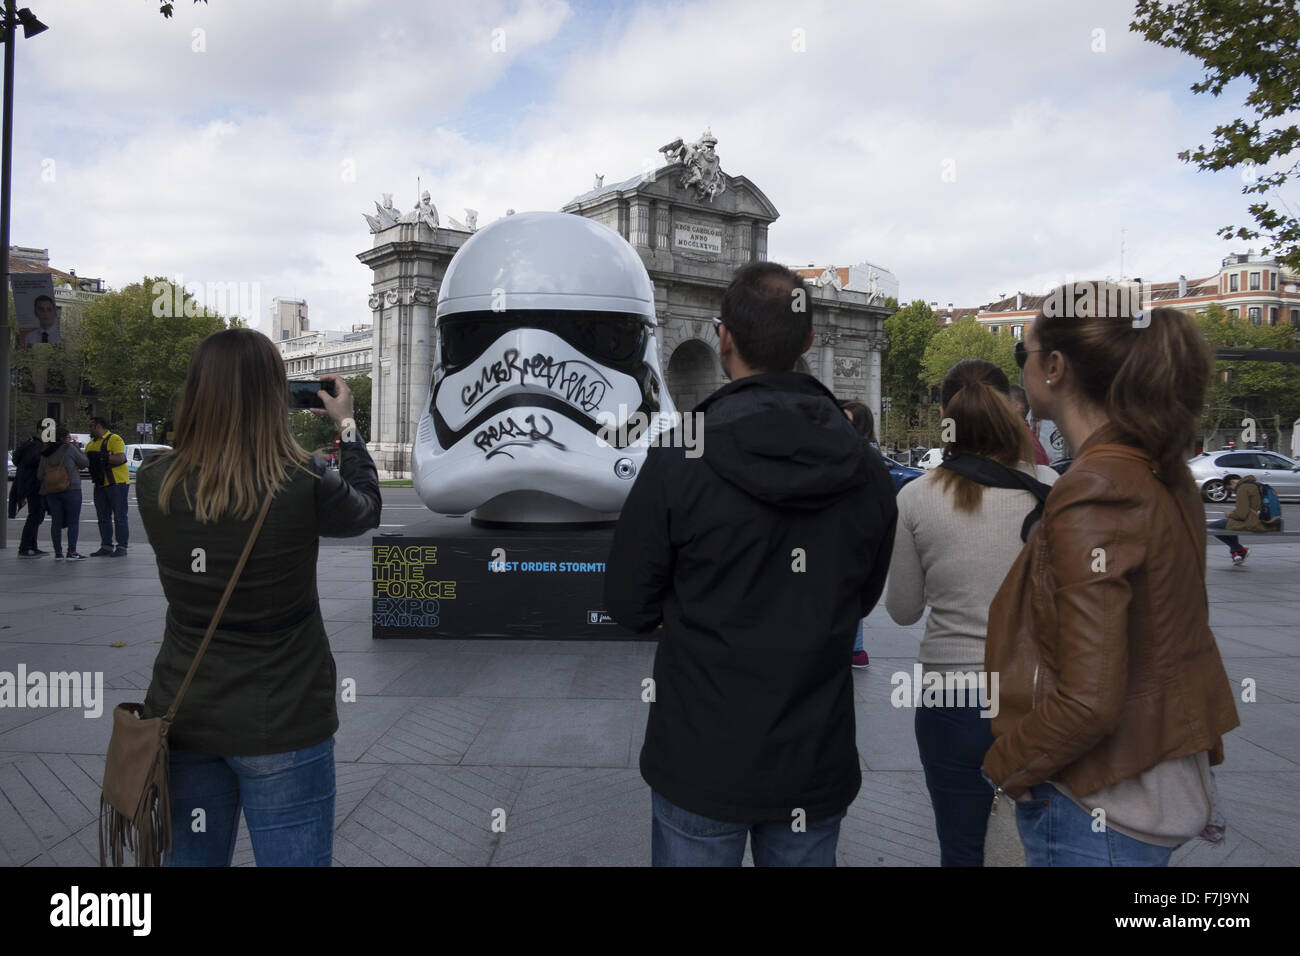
[886,360,1057,865]
[85,417,130,556]
[136,328,381,867]
[37,425,89,560]
[10,423,48,557]
[985,287,1239,867]
[841,398,884,668]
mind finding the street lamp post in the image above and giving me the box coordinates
[140,381,150,441]
[0,3,49,550]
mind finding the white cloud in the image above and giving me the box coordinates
[9,0,1275,326]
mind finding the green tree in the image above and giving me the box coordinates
[288,373,372,455]
[920,316,1019,387]
[1196,303,1300,432]
[349,373,371,440]
[882,301,939,411]
[1131,1,1300,269]
[80,278,231,434]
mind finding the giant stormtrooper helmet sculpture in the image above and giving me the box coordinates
[413,211,676,525]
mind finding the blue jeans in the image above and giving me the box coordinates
[1015,782,1178,867]
[166,737,335,867]
[651,790,844,866]
[915,686,994,866]
[93,483,129,549]
[44,488,83,553]
[854,619,864,653]
[1205,517,1241,553]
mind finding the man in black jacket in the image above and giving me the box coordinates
[605,262,897,866]
[8,425,48,557]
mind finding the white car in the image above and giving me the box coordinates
[1187,449,1300,502]
[126,443,171,477]
[915,447,945,470]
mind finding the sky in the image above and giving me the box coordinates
[9,0,1291,329]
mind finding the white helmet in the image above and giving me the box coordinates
[413,211,676,523]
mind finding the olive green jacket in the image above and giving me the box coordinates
[1225,476,1264,532]
[136,441,380,755]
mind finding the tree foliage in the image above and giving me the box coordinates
[288,373,373,455]
[79,278,231,434]
[882,301,939,409]
[1131,1,1300,269]
[159,1,207,17]
[1196,303,1300,425]
[920,316,1019,387]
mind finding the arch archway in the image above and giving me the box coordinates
[666,339,723,411]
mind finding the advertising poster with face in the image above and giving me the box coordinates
[12,274,60,345]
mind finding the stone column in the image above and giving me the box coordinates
[408,287,436,460]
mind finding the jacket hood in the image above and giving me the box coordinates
[695,371,870,510]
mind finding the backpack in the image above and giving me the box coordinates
[87,433,118,487]
[42,448,70,494]
[1258,483,1283,530]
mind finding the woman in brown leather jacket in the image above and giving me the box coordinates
[983,283,1239,866]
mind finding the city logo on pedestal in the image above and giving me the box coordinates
[412,211,677,521]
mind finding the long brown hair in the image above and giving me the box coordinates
[1034,282,1210,483]
[932,359,1034,512]
[156,328,313,522]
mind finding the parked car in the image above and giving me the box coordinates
[880,453,924,493]
[125,443,172,477]
[1188,449,1300,502]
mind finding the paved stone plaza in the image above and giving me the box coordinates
[1,528,1297,867]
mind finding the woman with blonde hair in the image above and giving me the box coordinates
[984,284,1239,866]
[135,328,380,866]
[886,359,1057,865]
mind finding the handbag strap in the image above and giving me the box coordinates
[162,490,275,725]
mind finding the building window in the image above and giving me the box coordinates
[1228,307,1239,318]
[1229,274,1239,291]
[1250,271,1260,290]
[1270,272,1277,291]
[1012,325,1023,340]
[1248,306,1261,324]
[1270,307,1278,325]
[1291,308,1300,327]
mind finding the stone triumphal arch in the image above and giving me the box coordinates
[358,133,890,479]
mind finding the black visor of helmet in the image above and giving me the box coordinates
[438,310,651,374]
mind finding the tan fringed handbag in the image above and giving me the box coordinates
[99,493,274,867]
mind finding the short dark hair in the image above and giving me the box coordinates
[719,262,812,372]
[840,400,875,441]
[34,294,55,309]
[91,416,111,429]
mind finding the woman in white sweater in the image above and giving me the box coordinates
[885,360,1057,866]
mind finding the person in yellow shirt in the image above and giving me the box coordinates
[86,417,130,556]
